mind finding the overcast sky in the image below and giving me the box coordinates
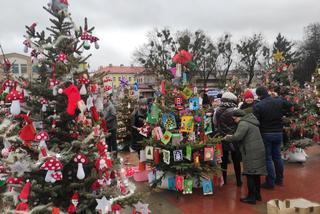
[0,0,319,71]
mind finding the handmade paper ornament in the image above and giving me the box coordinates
[186,145,192,161]
[176,63,182,77]
[173,150,183,162]
[180,116,194,133]
[202,179,213,195]
[193,152,200,167]
[215,143,223,160]
[162,113,177,130]
[161,131,172,145]
[133,202,150,214]
[171,133,183,146]
[147,104,160,124]
[175,175,184,191]
[168,176,176,190]
[138,123,151,137]
[154,148,160,164]
[145,146,154,160]
[204,116,213,135]
[162,150,170,165]
[140,149,146,162]
[181,86,193,100]
[174,96,184,110]
[204,147,214,161]
[183,179,193,194]
[189,97,199,110]
[153,126,163,141]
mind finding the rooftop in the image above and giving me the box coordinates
[95,64,145,74]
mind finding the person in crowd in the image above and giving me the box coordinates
[239,89,258,113]
[130,98,148,154]
[224,109,266,204]
[253,86,292,189]
[214,92,242,186]
[103,95,117,154]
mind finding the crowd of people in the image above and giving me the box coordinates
[103,86,292,205]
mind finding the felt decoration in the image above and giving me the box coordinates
[90,106,100,122]
[183,178,193,194]
[16,180,31,212]
[171,133,183,146]
[19,114,36,148]
[186,145,192,161]
[147,104,160,124]
[161,131,172,145]
[175,175,184,191]
[153,126,163,141]
[204,116,213,135]
[162,113,177,130]
[168,176,176,190]
[173,150,183,162]
[174,96,184,110]
[52,207,60,214]
[204,147,214,161]
[180,116,194,133]
[96,196,112,214]
[133,202,150,214]
[273,50,284,62]
[138,123,151,137]
[181,86,193,100]
[188,97,200,110]
[145,146,154,160]
[193,152,200,167]
[160,80,166,94]
[162,150,170,165]
[173,50,193,65]
[57,52,67,62]
[154,148,160,164]
[202,179,213,195]
[62,84,81,116]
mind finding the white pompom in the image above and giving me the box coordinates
[58,88,63,94]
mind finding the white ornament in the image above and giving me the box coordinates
[95,196,113,214]
[79,84,87,95]
[76,162,85,180]
[10,100,21,115]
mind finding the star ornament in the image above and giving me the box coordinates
[273,50,284,62]
[119,76,128,89]
[134,202,150,214]
[96,196,113,214]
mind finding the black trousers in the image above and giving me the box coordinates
[245,175,261,199]
[221,149,242,185]
[107,129,117,153]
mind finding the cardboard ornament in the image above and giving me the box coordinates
[168,176,176,190]
[180,116,194,133]
[162,113,177,130]
[188,97,199,110]
[147,104,160,124]
[161,131,172,145]
[186,145,192,161]
[145,146,154,160]
[202,179,213,195]
[175,175,184,191]
[181,86,193,100]
[162,150,170,165]
[154,148,160,164]
[173,150,183,162]
[183,178,193,194]
[171,133,183,146]
[153,126,163,141]
[174,96,184,110]
[204,116,213,135]
[204,147,214,161]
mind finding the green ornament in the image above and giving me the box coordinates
[0,180,6,187]
[147,104,160,124]
[186,145,192,161]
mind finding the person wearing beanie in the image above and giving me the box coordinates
[240,89,257,114]
[103,95,117,154]
[224,110,266,204]
[213,91,242,187]
[253,86,292,189]
[130,97,148,153]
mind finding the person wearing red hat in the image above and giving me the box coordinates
[240,89,257,114]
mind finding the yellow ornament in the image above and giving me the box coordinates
[273,50,284,62]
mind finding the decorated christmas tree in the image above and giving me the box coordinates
[139,50,222,194]
[264,50,318,151]
[0,1,138,213]
[117,87,136,150]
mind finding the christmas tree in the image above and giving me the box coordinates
[139,50,222,194]
[0,1,138,213]
[117,87,136,150]
[264,50,318,150]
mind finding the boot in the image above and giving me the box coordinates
[240,175,256,204]
[254,175,262,201]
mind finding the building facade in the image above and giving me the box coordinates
[0,53,33,80]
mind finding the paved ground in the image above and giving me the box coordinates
[121,145,320,214]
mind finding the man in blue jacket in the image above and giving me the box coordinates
[253,86,292,189]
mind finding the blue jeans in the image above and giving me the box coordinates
[262,133,284,187]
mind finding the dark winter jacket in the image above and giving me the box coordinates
[130,108,147,151]
[225,113,267,175]
[240,100,258,114]
[103,101,117,131]
[253,95,292,133]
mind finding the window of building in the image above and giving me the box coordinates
[118,77,121,81]
[113,77,116,81]
[129,77,132,81]
[12,64,19,74]
[21,64,27,73]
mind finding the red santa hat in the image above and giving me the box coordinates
[19,180,31,201]
[71,192,79,201]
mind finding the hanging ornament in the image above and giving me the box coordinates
[96,196,113,214]
[74,154,88,180]
[90,36,100,49]
[57,52,67,62]
[6,90,24,115]
[52,108,57,128]
[2,79,16,94]
[35,131,49,157]
[68,192,79,214]
[39,98,48,112]
[119,76,129,89]
[15,180,31,212]
[23,40,31,53]
[77,76,90,95]
[83,40,91,50]
[40,158,63,183]
[173,50,193,65]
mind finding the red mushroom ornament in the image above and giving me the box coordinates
[78,77,90,95]
[35,131,49,157]
[74,154,88,180]
[39,98,48,112]
[40,158,63,183]
[6,90,23,115]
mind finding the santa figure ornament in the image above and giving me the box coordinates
[19,113,36,148]
[67,192,79,214]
